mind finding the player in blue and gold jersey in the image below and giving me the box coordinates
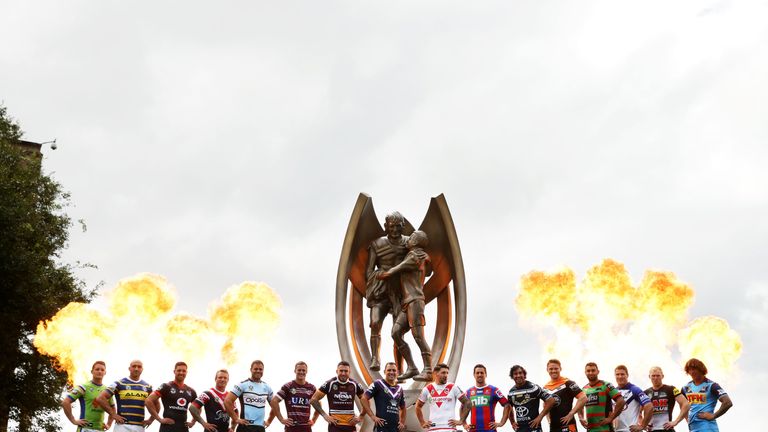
[96,359,153,432]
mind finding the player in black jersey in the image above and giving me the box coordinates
[500,365,555,432]
[644,367,689,432]
[541,359,586,432]
[189,369,236,432]
[146,362,198,432]
[362,362,406,432]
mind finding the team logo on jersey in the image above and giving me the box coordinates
[171,387,177,394]
[333,384,338,391]
[290,388,297,394]
[177,398,187,406]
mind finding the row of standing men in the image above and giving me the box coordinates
[62,357,732,432]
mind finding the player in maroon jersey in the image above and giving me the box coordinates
[309,361,375,432]
[267,361,320,432]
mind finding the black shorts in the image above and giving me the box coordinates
[238,425,265,432]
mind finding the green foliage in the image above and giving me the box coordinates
[0,105,93,432]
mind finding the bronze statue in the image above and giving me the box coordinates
[378,230,432,381]
[364,211,409,371]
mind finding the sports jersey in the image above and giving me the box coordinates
[466,385,507,432]
[583,381,621,432]
[615,383,650,432]
[231,379,273,426]
[154,381,197,431]
[507,381,551,432]
[645,385,681,431]
[417,382,464,432]
[275,380,317,432]
[543,378,583,432]
[365,379,405,432]
[681,380,727,432]
[66,381,112,432]
[106,377,152,426]
[191,388,232,432]
[318,378,365,432]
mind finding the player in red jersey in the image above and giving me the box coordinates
[464,364,508,432]
[189,369,237,432]
[416,363,471,432]
[268,361,320,432]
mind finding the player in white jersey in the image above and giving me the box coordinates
[614,365,652,432]
[415,363,471,432]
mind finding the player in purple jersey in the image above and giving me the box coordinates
[268,361,320,432]
[464,364,508,432]
[146,362,197,432]
[363,362,406,432]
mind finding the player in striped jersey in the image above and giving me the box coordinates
[96,360,153,432]
[61,361,113,432]
[268,361,320,432]
[464,364,508,432]
[579,362,624,432]
[415,363,471,432]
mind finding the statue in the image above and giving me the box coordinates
[364,211,409,372]
[378,230,432,381]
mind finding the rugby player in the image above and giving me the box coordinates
[542,359,586,432]
[500,365,554,432]
[95,359,153,432]
[225,360,274,432]
[464,364,508,432]
[579,362,624,432]
[680,358,733,432]
[644,366,689,432]
[613,365,651,432]
[61,361,114,432]
[189,369,236,432]
[415,363,471,432]
[362,362,406,432]
[310,361,372,432]
[146,362,197,432]
[268,361,320,431]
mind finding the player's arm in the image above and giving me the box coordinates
[456,393,471,428]
[700,394,733,421]
[489,393,509,429]
[381,254,417,278]
[361,393,384,427]
[398,404,407,431]
[96,389,125,424]
[666,392,690,429]
[189,402,217,432]
[224,391,248,426]
[531,396,556,430]
[567,391,587,426]
[269,395,294,426]
[602,393,625,427]
[310,389,336,425]
[145,391,172,424]
[498,404,512,429]
[310,408,321,425]
[61,391,87,427]
[415,399,430,429]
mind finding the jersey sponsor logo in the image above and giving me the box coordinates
[244,395,268,406]
[515,406,529,418]
[586,393,599,405]
[290,396,310,405]
[119,390,149,400]
[687,393,706,404]
[471,396,489,406]
[177,397,188,406]
[333,392,353,401]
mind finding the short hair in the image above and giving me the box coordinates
[615,365,628,374]
[684,358,708,376]
[649,366,663,375]
[91,361,106,370]
[547,359,561,367]
[385,211,405,227]
[409,231,429,247]
[251,360,264,368]
[433,363,450,372]
[585,362,598,369]
[174,361,187,369]
[384,362,398,370]
[215,369,229,377]
[510,365,527,378]
[473,364,486,373]
[295,361,308,368]
[337,361,351,368]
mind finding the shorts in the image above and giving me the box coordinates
[550,425,577,432]
[159,424,189,432]
[114,425,145,432]
[238,425,266,432]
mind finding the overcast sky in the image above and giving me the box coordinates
[2,0,767,430]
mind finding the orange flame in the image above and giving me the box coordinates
[33,274,282,385]
[516,259,741,381]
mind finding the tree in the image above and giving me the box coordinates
[0,105,93,432]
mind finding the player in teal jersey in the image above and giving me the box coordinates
[680,358,733,432]
[61,361,114,432]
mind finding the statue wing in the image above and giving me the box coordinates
[343,193,385,296]
[419,194,462,303]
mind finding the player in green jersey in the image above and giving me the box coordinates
[579,362,624,432]
[61,361,114,432]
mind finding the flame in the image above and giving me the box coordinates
[209,282,283,364]
[33,274,282,385]
[516,259,741,382]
